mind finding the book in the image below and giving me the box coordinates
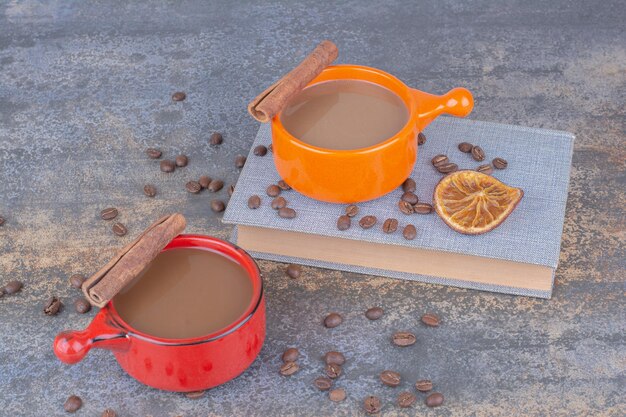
[223,118,574,299]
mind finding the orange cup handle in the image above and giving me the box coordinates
[411,87,474,132]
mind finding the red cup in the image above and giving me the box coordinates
[53,235,266,392]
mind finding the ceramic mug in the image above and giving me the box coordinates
[271,64,474,203]
[53,235,265,392]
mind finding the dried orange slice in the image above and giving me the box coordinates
[433,170,523,235]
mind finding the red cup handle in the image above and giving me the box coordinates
[54,308,130,364]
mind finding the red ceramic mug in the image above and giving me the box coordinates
[53,235,266,392]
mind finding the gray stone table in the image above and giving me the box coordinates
[1,1,624,416]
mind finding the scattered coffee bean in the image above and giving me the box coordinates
[401,191,419,205]
[278,207,296,219]
[146,148,162,159]
[425,392,444,407]
[431,154,448,166]
[198,176,211,189]
[380,370,401,387]
[365,307,384,320]
[175,155,188,167]
[493,157,508,169]
[364,395,382,414]
[254,145,268,156]
[286,264,301,279]
[359,215,377,229]
[172,91,186,101]
[337,215,351,231]
[228,184,235,196]
[208,179,224,192]
[160,160,176,173]
[417,132,427,145]
[185,390,205,399]
[471,145,485,161]
[44,297,63,316]
[325,363,342,379]
[382,218,398,234]
[421,313,440,327]
[248,195,261,209]
[324,313,343,328]
[209,132,223,145]
[279,361,299,376]
[314,376,333,391]
[436,162,458,174]
[398,200,414,215]
[413,203,433,214]
[392,331,416,347]
[112,222,127,237]
[210,199,226,213]
[235,155,247,168]
[101,409,117,417]
[324,351,346,366]
[75,298,92,314]
[185,181,202,194]
[415,379,433,392]
[0,216,5,226]
[271,196,287,210]
[277,180,291,191]
[329,388,346,402]
[397,391,417,408]
[282,347,300,363]
[64,395,82,413]
[476,164,493,175]
[402,178,416,193]
[3,280,23,294]
[266,184,281,197]
[143,184,157,197]
[69,274,85,289]
[403,224,417,240]
[458,142,473,153]
[100,207,118,221]
[345,204,359,217]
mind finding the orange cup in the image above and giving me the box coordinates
[271,65,473,203]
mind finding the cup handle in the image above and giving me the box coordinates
[53,308,130,364]
[411,87,474,132]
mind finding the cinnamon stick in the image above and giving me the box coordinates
[248,40,338,123]
[82,213,186,307]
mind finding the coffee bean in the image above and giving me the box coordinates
[431,154,448,166]
[415,379,433,392]
[471,145,485,161]
[247,195,261,209]
[401,192,419,205]
[64,395,82,413]
[68,274,85,289]
[3,280,23,294]
[380,370,401,387]
[324,351,346,366]
[329,388,346,402]
[100,207,118,221]
[112,222,127,237]
[279,361,299,376]
[208,179,224,192]
[493,157,508,169]
[228,184,235,196]
[313,376,333,391]
[413,203,433,214]
[278,207,296,219]
[235,155,247,169]
[345,204,359,217]
[160,159,176,173]
[209,132,223,145]
[282,347,300,363]
[75,298,92,314]
[172,91,186,101]
[436,162,458,173]
[286,264,301,279]
[403,224,417,240]
[421,313,440,327]
[325,363,342,379]
[364,396,382,414]
[402,178,416,193]
[365,307,384,320]
[382,218,398,234]
[277,180,291,191]
[210,199,226,213]
[175,155,188,167]
[397,391,417,408]
[458,142,473,153]
[359,215,377,229]
[476,164,493,175]
[0,216,5,226]
[266,184,281,197]
[146,148,162,159]
[101,409,117,417]
[44,297,63,316]
[185,181,202,194]
[271,196,287,210]
[254,145,268,156]
[185,390,205,399]
[392,331,416,347]
[324,313,343,328]
[143,184,157,197]
[398,200,414,215]
[336,215,351,231]
[425,392,444,407]
[417,132,427,145]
